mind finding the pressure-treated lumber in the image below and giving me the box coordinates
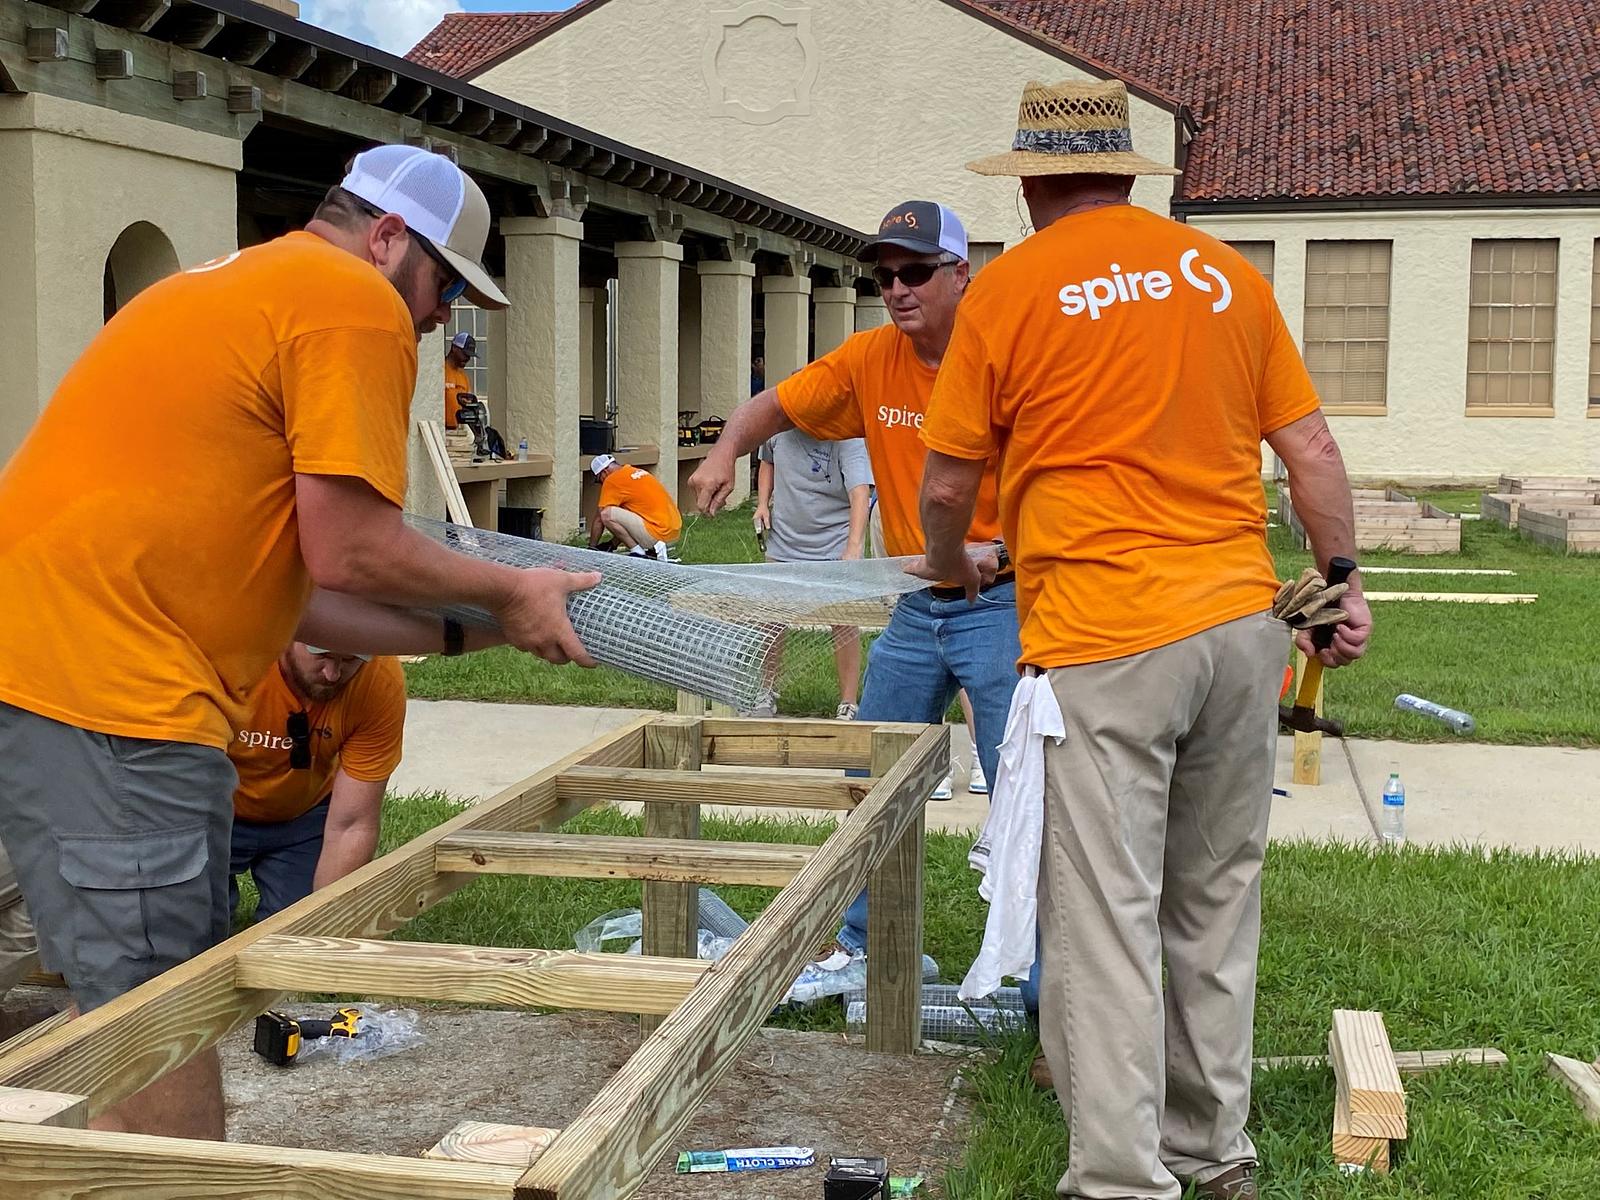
[0,1008,70,1060]
[699,716,876,769]
[1330,1010,1407,1139]
[436,831,817,887]
[513,723,946,1200]
[1331,1072,1391,1175]
[1365,591,1536,604]
[557,765,865,810]
[1545,1053,1600,1124]
[866,727,926,1055]
[0,1085,88,1128]
[0,718,651,1112]
[0,1122,524,1199]
[1291,649,1325,787]
[1358,567,1516,577]
[420,419,473,526]
[425,1122,561,1167]
[641,717,701,1037]
[1257,1047,1506,1074]
[1281,483,1460,553]
[234,936,709,1016]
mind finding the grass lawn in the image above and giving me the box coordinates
[408,489,1600,746]
[364,795,1600,1199]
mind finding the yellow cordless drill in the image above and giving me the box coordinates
[252,1006,362,1067]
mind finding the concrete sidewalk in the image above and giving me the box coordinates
[392,700,1596,854]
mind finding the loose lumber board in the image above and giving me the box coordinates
[419,419,473,527]
[1545,1052,1600,1124]
[1257,1047,1506,1074]
[1332,1072,1391,1175]
[233,936,710,1016]
[0,1122,524,1200]
[1365,591,1536,604]
[435,832,817,887]
[1359,567,1515,576]
[556,766,866,811]
[513,724,948,1200]
[0,718,652,1113]
[426,1122,561,1167]
[0,1085,88,1128]
[865,728,926,1055]
[1330,1010,1407,1139]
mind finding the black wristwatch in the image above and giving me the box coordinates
[442,617,465,657]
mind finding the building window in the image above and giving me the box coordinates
[1590,241,1600,407]
[447,301,492,402]
[968,241,1006,275]
[1468,239,1557,411]
[1303,240,1391,410]
[1227,240,1274,286]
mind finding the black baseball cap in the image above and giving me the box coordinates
[859,200,970,262]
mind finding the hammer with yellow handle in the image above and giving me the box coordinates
[1277,555,1357,737]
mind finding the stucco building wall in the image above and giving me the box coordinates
[475,0,1180,242]
[1192,208,1600,482]
[0,93,240,460]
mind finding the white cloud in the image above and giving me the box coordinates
[299,0,463,56]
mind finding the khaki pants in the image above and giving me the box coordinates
[0,841,40,998]
[1037,611,1283,1199]
[600,506,654,548]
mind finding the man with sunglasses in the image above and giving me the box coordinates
[689,201,1025,984]
[0,144,599,1142]
[228,644,406,922]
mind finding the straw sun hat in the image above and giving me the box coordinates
[968,78,1180,177]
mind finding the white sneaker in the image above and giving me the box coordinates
[627,545,648,557]
[653,540,671,562]
[836,702,858,721]
[968,759,989,795]
[931,772,954,801]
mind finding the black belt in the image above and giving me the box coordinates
[929,570,1015,601]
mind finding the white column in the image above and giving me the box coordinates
[615,240,685,487]
[762,274,812,385]
[854,292,889,331]
[501,215,584,538]
[699,258,756,505]
[813,286,858,356]
[405,326,447,517]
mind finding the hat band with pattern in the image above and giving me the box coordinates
[1013,127,1135,155]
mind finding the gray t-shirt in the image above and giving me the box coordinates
[759,430,873,562]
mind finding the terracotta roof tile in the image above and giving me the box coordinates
[973,0,1600,202]
[404,12,558,78]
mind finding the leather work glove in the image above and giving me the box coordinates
[1271,567,1349,629]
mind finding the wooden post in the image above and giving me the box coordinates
[1291,648,1324,786]
[865,727,925,1054]
[640,717,702,1035]
[674,690,704,715]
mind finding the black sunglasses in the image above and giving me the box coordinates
[287,710,311,771]
[349,195,467,305]
[871,258,955,291]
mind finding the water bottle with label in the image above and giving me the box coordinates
[1379,770,1405,847]
[517,437,529,462]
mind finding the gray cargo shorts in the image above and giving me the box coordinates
[0,701,236,1011]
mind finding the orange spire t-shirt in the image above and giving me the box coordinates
[599,467,683,542]
[922,206,1322,668]
[444,360,473,429]
[775,323,1001,559]
[231,658,407,825]
[0,233,417,748]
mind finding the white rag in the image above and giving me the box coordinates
[959,669,1064,1002]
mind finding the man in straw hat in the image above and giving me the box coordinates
[0,144,599,1141]
[918,79,1370,1199]
[689,200,1032,1000]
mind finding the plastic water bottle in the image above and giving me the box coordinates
[1394,693,1475,735]
[1379,770,1406,847]
[517,437,529,462]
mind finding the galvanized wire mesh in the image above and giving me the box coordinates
[409,516,941,712]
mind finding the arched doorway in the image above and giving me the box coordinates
[103,222,180,322]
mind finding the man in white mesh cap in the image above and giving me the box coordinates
[0,144,599,1141]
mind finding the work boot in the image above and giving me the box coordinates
[1187,1165,1258,1199]
[1030,1051,1054,1090]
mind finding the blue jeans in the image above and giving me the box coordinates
[837,582,1040,1010]
[229,798,330,922]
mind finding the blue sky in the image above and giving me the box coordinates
[299,1,572,57]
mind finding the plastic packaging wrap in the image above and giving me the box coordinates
[296,1006,424,1065]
